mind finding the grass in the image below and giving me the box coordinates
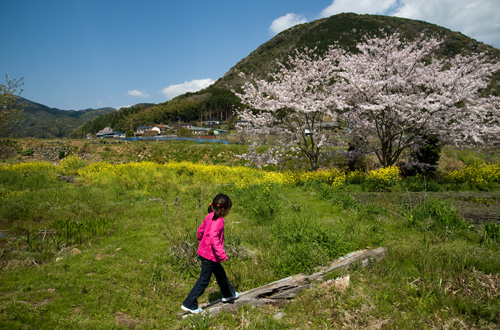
[0,140,499,328]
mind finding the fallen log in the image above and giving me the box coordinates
[182,247,386,317]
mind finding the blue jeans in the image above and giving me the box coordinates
[182,256,236,309]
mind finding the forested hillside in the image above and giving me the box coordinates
[9,97,116,138]
[71,88,241,137]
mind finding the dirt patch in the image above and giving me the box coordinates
[446,268,500,299]
[114,312,140,329]
[441,192,500,225]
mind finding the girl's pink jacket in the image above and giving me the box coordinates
[197,212,228,262]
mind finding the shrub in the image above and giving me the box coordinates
[20,148,34,156]
[126,129,135,138]
[401,134,442,177]
[59,155,87,176]
[444,163,500,184]
[345,135,371,172]
[346,170,366,185]
[365,166,400,190]
[178,127,193,137]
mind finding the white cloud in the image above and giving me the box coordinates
[269,13,308,35]
[317,0,500,47]
[117,105,133,109]
[391,0,500,47]
[161,78,215,99]
[319,0,397,17]
[126,90,150,98]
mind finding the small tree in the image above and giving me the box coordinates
[399,134,442,177]
[0,75,24,137]
[126,129,135,138]
[178,127,193,138]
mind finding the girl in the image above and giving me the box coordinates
[181,193,239,314]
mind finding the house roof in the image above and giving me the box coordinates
[190,126,210,131]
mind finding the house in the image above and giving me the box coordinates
[97,131,125,139]
[135,126,150,136]
[179,123,195,130]
[206,118,222,126]
[96,127,125,138]
[214,129,228,135]
[150,124,170,135]
[190,126,211,135]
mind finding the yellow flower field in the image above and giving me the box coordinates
[1,157,499,189]
[445,163,500,184]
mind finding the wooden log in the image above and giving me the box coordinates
[306,246,387,282]
[182,247,386,317]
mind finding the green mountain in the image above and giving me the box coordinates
[9,97,116,138]
[216,13,500,91]
[218,13,500,93]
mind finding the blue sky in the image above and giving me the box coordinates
[2,0,499,110]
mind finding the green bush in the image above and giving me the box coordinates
[20,148,34,156]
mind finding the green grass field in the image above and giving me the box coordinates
[0,139,499,329]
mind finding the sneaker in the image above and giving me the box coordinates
[221,292,239,302]
[181,305,203,314]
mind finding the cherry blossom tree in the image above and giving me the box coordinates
[337,32,500,167]
[235,31,500,169]
[235,47,346,170]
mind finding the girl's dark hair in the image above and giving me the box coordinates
[208,193,232,220]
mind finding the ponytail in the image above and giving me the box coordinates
[208,193,232,220]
